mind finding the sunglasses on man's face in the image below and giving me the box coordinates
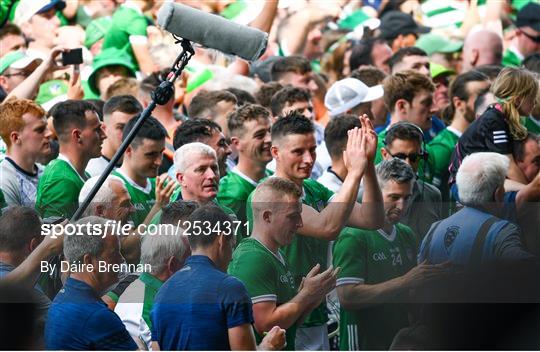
[387,150,424,163]
[521,30,540,44]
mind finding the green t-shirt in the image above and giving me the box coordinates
[333,224,417,350]
[427,127,460,200]
[502,48,522,67]
[524,116,540,135]
[112,170,156,226]
[36,157,89,218]
[247,178,335,327]
[101,4,148,69]
[228,238,297,350]
[217,168,272,240]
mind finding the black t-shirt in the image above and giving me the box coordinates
[448,105,513,184]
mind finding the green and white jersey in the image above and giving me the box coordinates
[217,167,272,240]
[114,272,163,350]
[228,238,297,351]
[524,116,540,135]
[101,3,148,69]
[36,154,89,218]
[333,224,417,350]
[112,169,156,226]
[247,178,335,327]
[427,127,460,194]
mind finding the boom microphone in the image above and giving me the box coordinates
[157,2,268,62]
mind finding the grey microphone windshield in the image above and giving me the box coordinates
[157,2,268,61]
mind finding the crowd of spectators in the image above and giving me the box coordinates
[1,0,540,350]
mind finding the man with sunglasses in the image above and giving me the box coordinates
[503,3,540,67]
[381,122,442,242]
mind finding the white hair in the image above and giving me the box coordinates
[203,66,258,95]
[456,152,509,207]
[79,175,126,217]
[140,226,188,275]
[64,216,112,263]
[174,142,216,173]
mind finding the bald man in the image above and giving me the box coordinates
[461,30,503,72]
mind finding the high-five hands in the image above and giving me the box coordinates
[343,115,377,176]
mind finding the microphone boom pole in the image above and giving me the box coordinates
[71,38,195,222]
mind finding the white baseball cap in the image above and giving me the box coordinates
[14,0,66,26]
[325,78,384,117]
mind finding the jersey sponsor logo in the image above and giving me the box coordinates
[444,226,460,251]
[279,271,295,287]
[372,252,387,261]
[133,204,147,211]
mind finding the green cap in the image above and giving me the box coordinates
[415,33,463,56]
[87,48,137,96]
[430,62,455,78]
[36,80,68,109]
[84,17,112,49]
[0,51,42,75]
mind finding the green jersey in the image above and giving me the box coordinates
[427,127,460,201]
[228,238,297,350]
[35,155,89,218]
[217,168,272,240]
[101,4,148,69]
[333,224,417,350]
[524,116,540,135]
[502,48,522,67]
[247,178,334,327]
[112,170,156,226]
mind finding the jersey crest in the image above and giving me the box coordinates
[444,226,460,251]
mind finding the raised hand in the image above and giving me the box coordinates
[343,123,368,177]
[361,116,378,163]
[155,175,178,208]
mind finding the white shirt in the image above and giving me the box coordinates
[85,156,113,177]
[317,167,362,202]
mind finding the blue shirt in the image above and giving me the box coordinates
[151,255,254,350]
[45,278,137,350]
